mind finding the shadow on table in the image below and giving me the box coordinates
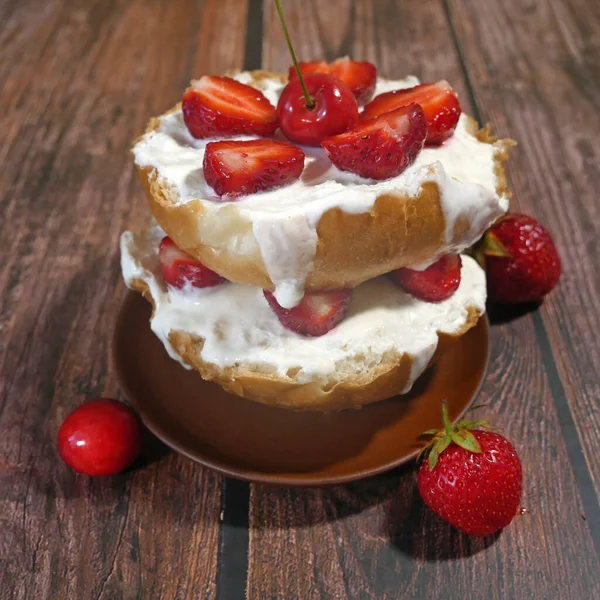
[129,427,171,471]
[487,299,540,325]
[252,463,501,561]
[382,474,502,561]
[251,464,410,528]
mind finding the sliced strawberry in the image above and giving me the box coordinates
[361,81,462,144]
[182,76,277,138]
[321,103,426,180]
[329,57,377,104]
[289,58,377,104]
[389,255,462,302]
[263,288,353,337]
[203,139,305,197]
[159,237,225,289]
[288,60,329,81]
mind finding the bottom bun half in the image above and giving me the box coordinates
[121,224,486,411]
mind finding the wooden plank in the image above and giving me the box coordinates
[446,0,600,523]
[248,331,600,600]
[248,1,600,598]
[0,0,247,598]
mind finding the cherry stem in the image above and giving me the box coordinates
[274,0,315,110]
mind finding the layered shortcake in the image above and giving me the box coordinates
[121,62,512,410]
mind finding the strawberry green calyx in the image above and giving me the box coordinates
[474,228,511,269]
[418,401,495,471]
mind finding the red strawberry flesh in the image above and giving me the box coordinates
[321,103,427,180]
[361,81,461,144]
[389,255,462,302]
[288,60,330,80]
[203,139,305,197]
[159,236,225,289]
[264,288,353,337]
[182,76,277,138]
[329,57,377,104]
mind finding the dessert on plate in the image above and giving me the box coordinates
[121,55,513,410]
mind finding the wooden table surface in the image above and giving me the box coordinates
[1,0,599,598]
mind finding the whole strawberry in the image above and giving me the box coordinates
[417,403,522,536]
[476,213,561,303]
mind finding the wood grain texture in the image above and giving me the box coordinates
[1,0,599,598]
[0,0,247,598]
[248,1,600,599]
[446,0,600,501]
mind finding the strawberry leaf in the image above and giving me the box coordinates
[458,418,491,430]
[426,431,453,470]
[437,435,452,456]
[442,401,452,435]
[481,231,511,258]
[451,430,482,453]
[416,445,428,462]
[418,429,440,439]
[428,446,439,471]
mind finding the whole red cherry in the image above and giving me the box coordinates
[277,73,359,146]
[58,399,143,476]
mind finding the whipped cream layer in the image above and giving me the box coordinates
[121,224,486,392]
[133,73,507,308]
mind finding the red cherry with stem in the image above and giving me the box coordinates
[274,0,359,146]
[277,74,359,146]
[58,399,143,476]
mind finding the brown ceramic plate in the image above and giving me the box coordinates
[113,292,489,486]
